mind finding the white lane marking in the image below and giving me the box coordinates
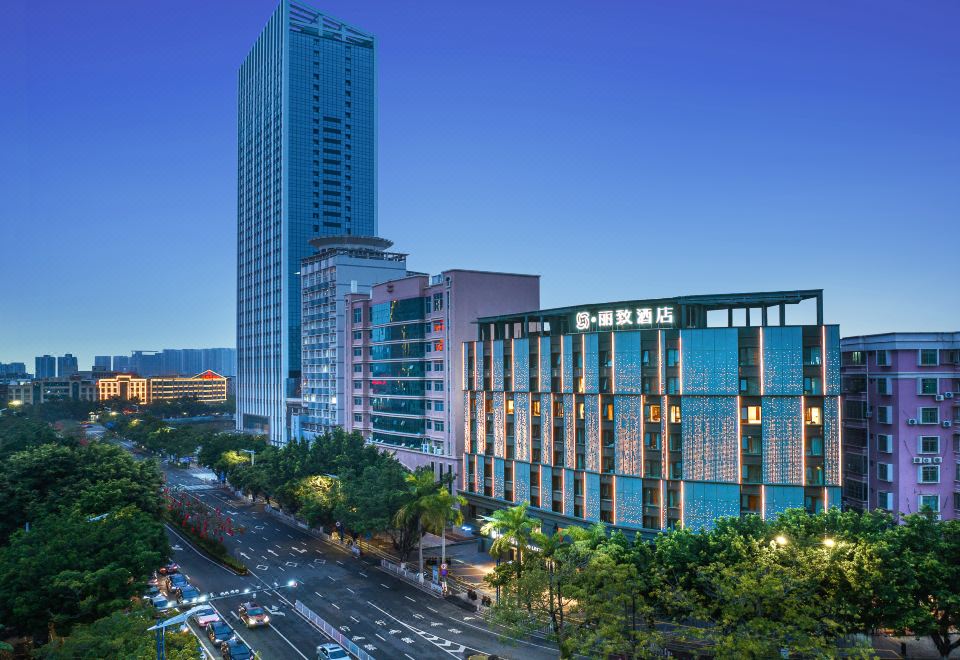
[275,543,283,548]
[350,616,360,623]
[404,595,416,602]
[278,566,286,571]
[405,654,416,660]
[286,534,294,539]
[358,571,368,577]
[336,560,344,565]
[331,603,340,610]
[262,620,308,660]
[315,591,323,598]
[380,583,390,589]
[375,633,385,641]
[346,587,355,594]
[267,549,279,556]
[262,537,269,541]
[327,575,336,581]
[427,606,438,613]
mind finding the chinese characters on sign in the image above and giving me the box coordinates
[575,306,674,331]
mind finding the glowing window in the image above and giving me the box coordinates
[741,406,762,425]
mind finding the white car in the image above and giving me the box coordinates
[193,606,221,626]
[317,643,349,660]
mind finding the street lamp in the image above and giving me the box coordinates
[822,537,836,548]
[774,535,788,546]
[240,449,256,465]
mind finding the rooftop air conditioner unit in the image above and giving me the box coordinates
[912,457,923,464]
[936,395,945,402]
[932,457,942,464]
[922,457,933,464]
[943,421,953,428]
[907,419,918,426]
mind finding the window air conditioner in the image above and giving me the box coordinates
[932,457,942,464]
[922,457,932,464]
[907,419,918,426]
[934,514,942,521]
[943,421,953,428]
[912,457,923,464]
[936,395,945,402]
[944,392,954,399]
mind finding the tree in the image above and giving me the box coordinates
[480,502,537,601]
[0,415,62,460]
[420,485,467,571]
[393,469,444,579]
[882,514,960,658]
[0,506,168,639]
[36,604,197,659]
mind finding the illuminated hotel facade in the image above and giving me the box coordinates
[97,371,228,404]
[460,290,842,535]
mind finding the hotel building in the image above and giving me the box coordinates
[840,333,960,519]
[343,270,539,480]
[237,1,377,444]
[461,290,841,535]
[97,371,229,404]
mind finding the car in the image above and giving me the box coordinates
[158,562,180,575]
[237,602,269,628]
[163,573,188,594]
[220,639,252,660]
[206,620,234,645]
[151,595,173,610]
[143,585,161,599]
[317,643,349,660]
[192,606,220,626]
[176,585,203,604]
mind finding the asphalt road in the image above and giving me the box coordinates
[128,442,558,660]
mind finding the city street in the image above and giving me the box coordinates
[152,451,558,660]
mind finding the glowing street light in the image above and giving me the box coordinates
[822,537,836,548]
[774,535,789,546]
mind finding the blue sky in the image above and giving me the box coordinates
[1,0,957,368]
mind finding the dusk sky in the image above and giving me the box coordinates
[2,0,957,369]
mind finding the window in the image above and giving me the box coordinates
[954,492,960,511]
[432,293,444,312]
[353,380,362,390]
[644,432,661,450]
[434,361,444,372]
[646,404,661,423]
[919,436,940,454]
[878,491,894,511]
[919,349,939,366]
[506,399,515,415]
[434,401,444,412]
[353,397,362,406]
[741,434,761,455]
[919,378,939,395]
[803,346,822,366]
[741,405,762,425]
[425,400,432,411]
[805,406,822,425]
[844,351,865,366]
[877,406,892,424]
[666,349,679,367]
[353,364,362,373]
[353,414,362,423]
[353,347,362,357]
[434,381,444,391]
[434,421,444,432]
[803,377,822,395]
[877,463,893,482]
[352,307,362,324]
[805,436,824,456]
[669,404,682,424]
[955,462,960,482]
[666,377,680,394]
[604,403,614,421]
[920,407,940,424]
[532,400,541,416]
[919,494,940,512]
[433,320,444,333]
[919,465,940,484]
[876,350,890,366]
[876,378,891,395]
[352,331,362,340]
[434,340,444,352]
[876,434,893,453]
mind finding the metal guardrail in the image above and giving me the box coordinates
[379,559,445,598]
[294,600,375,660]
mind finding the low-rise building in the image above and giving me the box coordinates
[96,371,229,404]
[8,375,98,404]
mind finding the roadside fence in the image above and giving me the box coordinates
[294,600,375,660]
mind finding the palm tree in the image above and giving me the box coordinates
[393,469,441,581]
[480,502,537,583]
[422,487,467,579]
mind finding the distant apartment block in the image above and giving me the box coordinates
[841,332,960,520]
[343,270,540,480]
[0,362,28,378]
[57,354,79,378]
[93,356,112,370]
[35,355,55,379]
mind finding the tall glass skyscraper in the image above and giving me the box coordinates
[237,0,377,444]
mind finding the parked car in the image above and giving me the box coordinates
[220,639,252,660]
[158,562,180,575]
[151,595,173,611]
[317,643,349,660]
[237,602,269,627]
[163,573,188,594]
[206,620,234,645]
[192,606,220,626]
[143,585,161,599]
[176,585,202,605]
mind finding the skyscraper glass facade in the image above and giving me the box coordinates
[237,0,376,444]
[461,290,842,536]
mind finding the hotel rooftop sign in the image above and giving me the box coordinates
[573,304,675,332]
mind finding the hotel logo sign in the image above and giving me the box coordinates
[574,305,675,332]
